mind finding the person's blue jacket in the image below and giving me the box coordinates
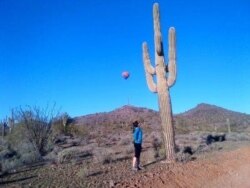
[133,127,143,144]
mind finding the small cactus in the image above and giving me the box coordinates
[227,118,231,133]
[62,113,69,133]
[8,118,12,133]
[2,121,6,138]
[8,110,14,134]
[142,3,177,162]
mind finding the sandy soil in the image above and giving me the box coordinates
[1,143,250,188]
[118,146,250,188]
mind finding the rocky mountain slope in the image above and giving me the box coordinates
[175,103,250,132]
[74,103,250,133]
[74,105,161,131]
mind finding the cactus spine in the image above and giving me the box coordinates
[142,3,177,162]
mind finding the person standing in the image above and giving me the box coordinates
[132,121,143,171]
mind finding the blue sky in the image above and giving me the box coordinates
[1,0,250,119]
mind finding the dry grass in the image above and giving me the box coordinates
[57,147,92,164]
[93,148,114,164]
[118,135,131,146]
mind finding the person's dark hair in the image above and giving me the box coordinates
[132,121,139,133]
[133,121,139,127]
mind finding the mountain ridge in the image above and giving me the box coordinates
[74,103,250,133]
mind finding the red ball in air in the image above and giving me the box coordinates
[122,71,130,79]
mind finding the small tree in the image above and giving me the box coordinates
[15,105,58,155]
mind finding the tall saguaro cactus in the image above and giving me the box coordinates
[142,3,177,162]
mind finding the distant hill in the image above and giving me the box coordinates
[175,103,250,132]
[74,105,161,131]
[74,103,250,133]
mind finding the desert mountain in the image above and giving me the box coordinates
[74,103,250,133]
[175,103,250,132]
[74,105,161,131]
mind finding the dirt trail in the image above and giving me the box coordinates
[118,146,250,188]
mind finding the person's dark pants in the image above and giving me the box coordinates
[134,143,142,158]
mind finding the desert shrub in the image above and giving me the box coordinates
[142,149,155,163]
[51,113,77,136]
[58,151,71,163]
[206,134,226,145]
[158,146,166,159]
[93,148,113,164]
[147,131,161,140]
[226,132,250,141]
[1,156,22,173]
[51,119,65,137]
[17,142,42,164]
[7,127,42,156]
[125,144,134,154]
[77,166,91,178]
[69,138,83,146]
[176,151,192,162]
[183,146,193,155]
[0,138,8,152]
[175,146,194,162]
[67,124,88,137]
[5,145,41,170]
[43,150,58,163]
[51,122,88,147]
[0,127,42,173]
[0,141,19,173]
[118,135,131,146]
[58,148,79,164]
[151,135,162,159]
[57,147,92,164]
[0,105,62,172]
[5,124,27,148]
[13,106,59,156]
[0,147,17,162]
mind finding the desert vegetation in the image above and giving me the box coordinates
[1,104,250,187]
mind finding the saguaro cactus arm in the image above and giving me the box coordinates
[143,42,157,93]
[153,3,163,56]
[167,27,177,87]
[143,43,156,75]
